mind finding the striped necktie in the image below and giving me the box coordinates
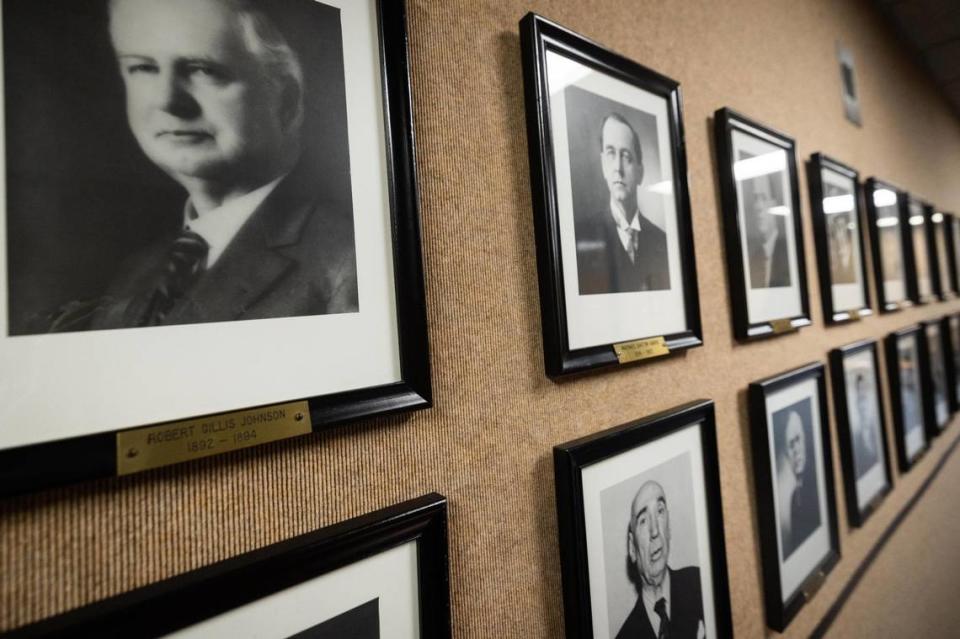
[136,230,209,326]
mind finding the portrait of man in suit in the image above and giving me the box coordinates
[616,480,705,639]
[8,0,358,333]
[743,169,791,290]
[775,404,821,560]
[849,372,880,480]
[574,113,670,295]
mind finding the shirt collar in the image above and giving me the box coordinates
[184,175,286,267]
[609,200,642,233]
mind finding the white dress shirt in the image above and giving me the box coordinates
[641,569,671,636]
[609,200,643,253]
[184,175,286,268]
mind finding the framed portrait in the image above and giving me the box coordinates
[949,214,960,295]
[553,400,733,639]
[0,0,430,495]
[904,194,937,304]
[943,314,960,412]
[520,13,702,377]
[4,493,450,638]
[748,363,840,631]
[864,178,911,312]
[806,154,872,324]
[714,108,811,340]
[931,210,955,300]
[828,340,893,528]
[923,320,951,436]
[884,325,930,471]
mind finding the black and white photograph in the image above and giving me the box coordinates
[885,326,930,471]
[5,493,451,638]
[521,13,702,376]
[829,341,893,527]
[907,196,936,304]
[715,109,811,339]
[865,179,910,312]
[553,401,733,638]
[945,314,960,410]
[807,154,871,323]
[924,321,950,434]
[0,0,431,494]
[748,363,839,631]
[951,214,960,295]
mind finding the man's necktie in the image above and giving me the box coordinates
[136,230,209,326]
[628,227,641,264]
[654,597,670,639]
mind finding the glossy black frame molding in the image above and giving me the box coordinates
[0,0,431,498]
[884,325,931,472]
[864,178,913,313]
[901,193,936,305]
[828,340,893,528]
[714,108,812,340]
[806,154,873,324]
[520,13,702,377]
[942,313,960,412]
[4,493,451,638]
[748,363,841,632]
[553,400,733,639]
[922,319,951,436]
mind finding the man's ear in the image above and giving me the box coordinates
[277,77,304,136]
[627,527,637,563]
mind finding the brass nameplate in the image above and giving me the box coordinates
[770,318,796,334]
[847,309,861,321]
[614,336,670,364]
[801,570,827,601]
[116,401,312,476]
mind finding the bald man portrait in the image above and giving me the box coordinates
[5,0,357,334]
[616,480,705,639]
[775,405,821,559]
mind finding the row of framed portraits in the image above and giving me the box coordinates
[521,13,960,374]
[8,312,956,637]
[554,314,959,636]
[6,493,451,638]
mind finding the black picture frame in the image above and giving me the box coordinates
[806,154,872,324]
[4,493,450,638]
[922,319,951,436]
[930,208,954,301]
[828,340,893,528]
[864,178,913,313]
[947,213,960,296]
[942,313,960,413]
[714,108,812,340]
[748,362,840,632]
[902,193,937,305]
[884,325,931,472]
[0,0,431,498]
[520,13,702,377]
[553,400,733,638]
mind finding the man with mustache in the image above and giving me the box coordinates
[84,0,357,330]
[575,113,670,295]
[617,481,704,639]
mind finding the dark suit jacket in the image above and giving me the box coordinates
[575,209,670,295]
[784,473,821,560]
[615,566,703,639]
[89,163,358,329]
[748,231,790,289]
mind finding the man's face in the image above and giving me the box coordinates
[110,0,290,186]
[628,481,670,588]
[785,412,806,477]
[752,178,777,240]
[601,118,642,207]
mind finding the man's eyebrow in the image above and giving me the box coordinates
[116,54,155,61]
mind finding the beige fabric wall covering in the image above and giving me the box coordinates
[3,0,960,636]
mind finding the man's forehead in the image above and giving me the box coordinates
[110,0,246,55]
[601,118,633,143]
[631,481,666,515]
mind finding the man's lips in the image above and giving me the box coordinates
[156,130,213,140]
[650,547,663,561]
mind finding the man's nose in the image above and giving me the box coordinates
[650,516,660,538]
[153,70,201,119]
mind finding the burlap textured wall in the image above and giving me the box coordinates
[3,0,960,636]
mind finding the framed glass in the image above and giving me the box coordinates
[828,340,893,527]
[864,178,911,312]
[943,313,960,412]
[923,320,951,435]
[0,0,431,495]
[714,108,811,340]
[807,154,871,324]
[520,13,702,376]
[884,325,930,471]
[748,363,840,631]
[931,210,954,300]
[553,401,733,638]
[3,493,450,638]
[905,195,937,304]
